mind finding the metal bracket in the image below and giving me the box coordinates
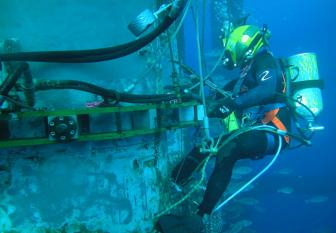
[0,102,201,148]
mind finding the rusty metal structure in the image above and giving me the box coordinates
[0,1,244,232]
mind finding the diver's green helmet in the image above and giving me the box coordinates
[223,25,271,69]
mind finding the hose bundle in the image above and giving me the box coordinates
[0,0,186,63]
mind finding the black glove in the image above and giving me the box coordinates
[207,97,236,118]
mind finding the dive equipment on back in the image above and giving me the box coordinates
[281,53,323,122]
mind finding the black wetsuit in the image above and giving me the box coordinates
[172,50,290,216]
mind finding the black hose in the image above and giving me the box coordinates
[33,79,195,104]
[0,17,173,63]
[0,1,186,63]
[22,64,35,106]
[276,93,317,121]
[276,92,316,140]
[34,79,118,98]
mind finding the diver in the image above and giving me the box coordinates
[156,24,294,233]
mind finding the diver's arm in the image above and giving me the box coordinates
[233,67,278,109]
[207,78,238,117]
[222,78,238,91]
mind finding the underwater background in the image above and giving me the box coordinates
[0,0,335,232]
[183,0,336,232]
[232,0,335,232]
[247,1,336,232]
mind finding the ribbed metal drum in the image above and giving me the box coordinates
[285,53,323,121]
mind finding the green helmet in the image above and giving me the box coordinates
[223,25,271,69]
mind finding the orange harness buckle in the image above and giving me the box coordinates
[262,108,290,144]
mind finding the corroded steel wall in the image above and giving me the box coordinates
[0,133,186,232]
[0,1,246,232]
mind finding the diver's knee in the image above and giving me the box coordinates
[218,140,238,158]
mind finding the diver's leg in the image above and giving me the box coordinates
[0,120,9,139]
[171,146,209,186]
[197,130,283,216]
[197,142,237,216]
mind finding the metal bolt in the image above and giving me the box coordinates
[49,121,55,126]
[68,120,74,125]
[70,130,75,135]
[50,131,56,136]
[59,116,64,121]
[60,136,66,140]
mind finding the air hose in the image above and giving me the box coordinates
[213,134,282,213]
[31,79,195,104]
[276,92,318,141]
[155,125,310,218]
[212,124,311,213]
[276,92,317,122]
[0,0,186,63]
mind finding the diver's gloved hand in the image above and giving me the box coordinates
[207,97,236,118]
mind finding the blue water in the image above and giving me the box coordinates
[244,1,336,232]
[185,0,336,232]
[245,0,336,233]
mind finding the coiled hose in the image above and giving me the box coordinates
[155,125,310,218]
